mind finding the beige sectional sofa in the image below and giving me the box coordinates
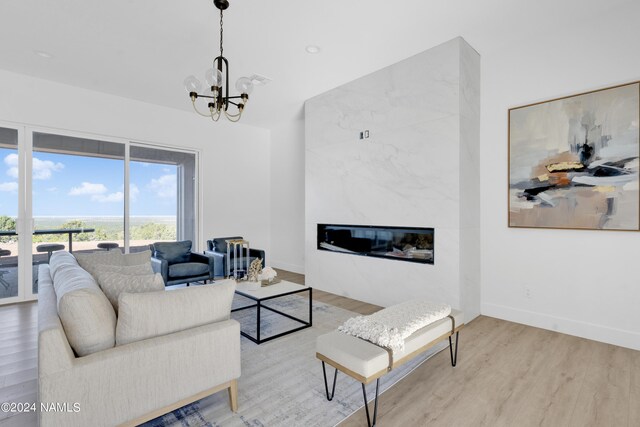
[38,251,241,427]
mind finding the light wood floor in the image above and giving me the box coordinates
[0,301,37,427]
[1,270,638,427]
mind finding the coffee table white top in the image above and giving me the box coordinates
[234,280,310,300]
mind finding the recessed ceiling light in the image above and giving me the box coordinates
[33,50,54,59]
[305,45,321,54]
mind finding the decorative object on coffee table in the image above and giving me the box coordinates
[247,258,263,282]
[259,266,278,286]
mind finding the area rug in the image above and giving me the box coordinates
[143,293,447,427]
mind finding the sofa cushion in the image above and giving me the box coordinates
[169,262,209,278]
[53,265,116,357]
[122,249,152,266]
[95,270,165,311]
[115,279,236,346]
[49,251,80,281]
[153,241,191,264]
[94,263,153,277]
[74,250,124,277]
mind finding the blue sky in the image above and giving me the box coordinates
[0,148,177,217]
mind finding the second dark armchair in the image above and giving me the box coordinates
[204,236,266,279]
[150,240,214,286]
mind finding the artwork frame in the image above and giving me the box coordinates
[508,81,640,231]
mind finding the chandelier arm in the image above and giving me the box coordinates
[224,112,242,122]
[191,100,214,117]
[224,109,242,120]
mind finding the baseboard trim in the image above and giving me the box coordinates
[482,302,640,351]
[271,260,304,274]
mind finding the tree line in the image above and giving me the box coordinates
[0,216,175,244]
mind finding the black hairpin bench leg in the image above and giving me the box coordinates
[362,379,380,427]
[449,331,460,367]
[322,361,338,401]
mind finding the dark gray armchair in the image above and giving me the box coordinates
[204,236,265,279]
[150,240,214,286]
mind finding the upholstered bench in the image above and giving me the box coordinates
[316,309,464,426]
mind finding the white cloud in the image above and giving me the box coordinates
[93,192,124,203]
[4,154,64,180]
[69,182,108,196]
[0,182,18,192]
[74,183,141,203]
[47,187,58,193]
[130,184,140,202]
[148,174,176,198]
[33,157,65,180]
[4,154,18,178]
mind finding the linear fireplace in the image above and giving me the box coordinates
[317,224,434,264]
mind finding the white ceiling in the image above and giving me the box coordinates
[0,0,634,129]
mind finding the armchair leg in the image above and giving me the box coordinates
[228,379,238,412]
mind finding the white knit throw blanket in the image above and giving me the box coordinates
[338,300,451,352]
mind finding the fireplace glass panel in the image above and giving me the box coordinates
[317,224,434,264]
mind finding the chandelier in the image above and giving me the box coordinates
[183,0,253,122]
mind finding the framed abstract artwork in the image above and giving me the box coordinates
[509,82,640,230]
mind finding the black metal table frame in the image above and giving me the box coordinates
[0,228,96,253]
[231,287,313,344]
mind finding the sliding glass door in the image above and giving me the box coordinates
[31,132,126,294]
[0,127,22,303]
[129,144,197,252]
[0,126,199,305]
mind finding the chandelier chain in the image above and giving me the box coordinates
[219,9,224,57]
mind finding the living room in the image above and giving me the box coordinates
[1,0,639,426]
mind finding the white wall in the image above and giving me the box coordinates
[480,3,640,350]
[0,69,271,253]
[305,38,480,316]
[269,119,305,273]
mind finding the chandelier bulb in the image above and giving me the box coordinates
[205,68,223,88]
[235,77,254,95]
[183,75,202,94]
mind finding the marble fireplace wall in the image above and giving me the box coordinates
[305,37,480,318]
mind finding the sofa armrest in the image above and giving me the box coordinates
[39,320,241,427]
[150,257,168,284]
[204,250,226,278]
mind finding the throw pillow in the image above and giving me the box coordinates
[75,250,123,277]
[94,263,153,276]
[121,249,152,266]
[116,279,236,346]
[95,271,165,312]
[152,241,192,264]
[53,265,116,357]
